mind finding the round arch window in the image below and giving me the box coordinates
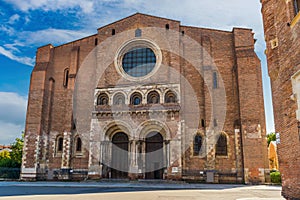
[122,47,156,77]
[130,92,142,106]
[147,91,160,104]
[97,93,109,105]
[113,93,126,105]
[115,39,162,81]
[165,90,177,103]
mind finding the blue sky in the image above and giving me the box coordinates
[0,0,274,144]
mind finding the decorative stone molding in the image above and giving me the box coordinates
[291,70,300,120]
[94,83,180,107]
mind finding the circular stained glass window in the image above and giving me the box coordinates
[122,47,156,77]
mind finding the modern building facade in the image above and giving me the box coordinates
[21,13,268,184]
[261,0,300,199]
[0,145,12,153]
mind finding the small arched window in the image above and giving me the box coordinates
[130,92,142,105]
[76,137,82,152]
[294,0,300,15]
[112,29,116,35]
[135,28,142,37]
[165,90,177,103]
[165,24,170,30]
[147,91,160,104]
[216,134,227,156]
[113,93,125,105]
[97,93,109,105]
[193,134,202,156]
[201,119,205,128]
[63,68,69,88]
[214,118,218,127]
[213,71,218,89]
[95,38,98,46]
[56,136,64,153]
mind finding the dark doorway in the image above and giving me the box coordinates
[111,132,129,179]
[145,132,164,179]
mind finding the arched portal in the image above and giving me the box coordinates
[111,132,129,179]
[145,132,164,179]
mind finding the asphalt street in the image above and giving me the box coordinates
[0,182,284,200]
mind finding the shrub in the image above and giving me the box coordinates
[0,158,20,168]
[270,171,281,183]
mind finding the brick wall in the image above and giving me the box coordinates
[261,0,300,199]
[21,13,268,184]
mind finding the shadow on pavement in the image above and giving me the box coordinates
[0,182,251,197]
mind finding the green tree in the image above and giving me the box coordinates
[0,133,24,168]
[10,133,24,167]
[0,150,15,168]
[0,133,23,179]
[0,150,11,160]
[267,132,276,146]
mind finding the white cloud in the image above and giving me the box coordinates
[8,14,20,24]
[120,0,264,46]
[17,28,92,46]
[123,0,262,28]
[24,15,30,24]
[0,121,24,145]
[4,0,95,13]
[89,1,266,53]
[0,92,27,124]
[3,0,264,38]
[0,8,4,16]
[3,43,21,53]
[0,92,27,145]
[0,46,34,66]
[1,28,91,66]
[3,0,266,53]
[0,25,15,36]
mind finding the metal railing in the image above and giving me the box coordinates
[53,169,88,180]
[0,167,20,179]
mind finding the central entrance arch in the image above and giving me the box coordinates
[145,132,164,179]
[111,132,128,179]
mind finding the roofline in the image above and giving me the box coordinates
[39,14,255,49]
[97,13,253,34]
[37,44,54,49]
[180,25,232,34]
[97,12,181,31]
[53,33,98,49]
[232,27,253,31]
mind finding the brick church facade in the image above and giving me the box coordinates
[21,13,268,183]
[261,0,300,199]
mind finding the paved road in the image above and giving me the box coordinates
[0,182,284,200]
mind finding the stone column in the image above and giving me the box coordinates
[205,129,217,183]
[164,140,170,179]
[137,140,144,177]
[99,141,111,178]
[61,132,71,169]
[98,141,103,177]
[129,140,138,179]
[141,140,146,178]
[61,131,71,179]
[234,128,243,182]
[164,140,170,168]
